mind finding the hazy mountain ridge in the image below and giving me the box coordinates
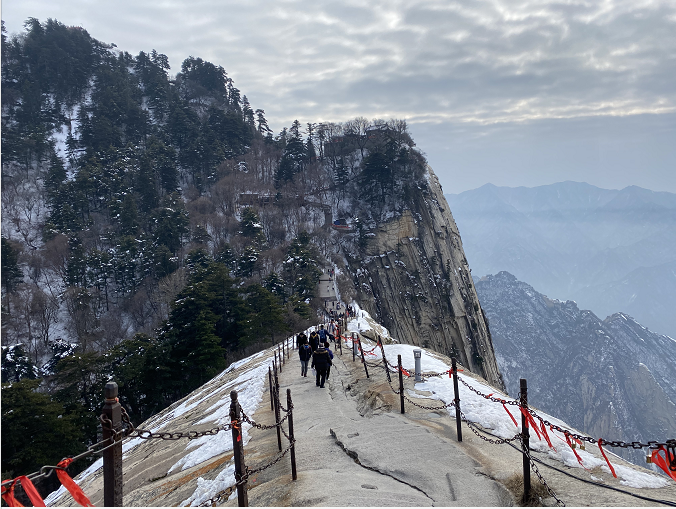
[446,182,676,338]
[476,271,676,466]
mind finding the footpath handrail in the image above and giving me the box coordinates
[340,334,676,506]
[2,351,299,508]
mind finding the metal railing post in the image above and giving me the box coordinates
[352,333,356,362]
[287,389,297,480]
[268,367,274,411]
[398,355,405,414]
[230,390,248,507]
[377,338,391,383]
[274,369,282,451]
[452,357,462,442]
[102,382,123,507]
[521,378,531,503]
[359,339,369,378]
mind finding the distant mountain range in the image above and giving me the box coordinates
[475,271,676,466]
[445,181,676,339]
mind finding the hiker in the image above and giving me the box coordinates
[297,330,307,348]
[324,341,334,379]
[311,343,332,388]
[298,339,312,377]
[318,324,327,343]
[309,330,320,352]
[327,320,336,342]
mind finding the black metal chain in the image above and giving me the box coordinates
[528,408,675,451]
[519,436,566,506]
[197,484,238,507]
[0,436,119,488]
[386,377,401,395]
[240,406,290,430]
[117,408,232,440]
[275,389,294,414]
[457,376,520,406]
[459,410,522,445]
[386,376,456,410]
[245,439,296,476]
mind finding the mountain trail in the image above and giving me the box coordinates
[46,338,676,507]
[238,351,513,507]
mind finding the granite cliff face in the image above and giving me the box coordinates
[340,168,503,389]
[476,271,676,465]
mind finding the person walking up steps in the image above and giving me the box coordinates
[318,324,327,343]
[297,330,307,349]
[311,343,332,388]
[298,339,312,377]
[309,330,320,352]
[323,341,334,379]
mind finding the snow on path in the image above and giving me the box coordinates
[351,339,670,490]
[46,324,669,505]
[46,347,279,507]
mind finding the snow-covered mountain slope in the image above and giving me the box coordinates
[475,271,676,466]
[46,305,674,507]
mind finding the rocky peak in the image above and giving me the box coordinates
[345,167,503,389]
[476,271,676,465]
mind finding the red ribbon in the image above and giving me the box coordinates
[597,439,617,478]
[56,459,94,507]
[231,421,242,442]
[503,404,519,427]
[400,367,410,377]
[539,420,555,450]
[1,477,45,507]
[518,407,542,441]
[1,481,22,507]
[565,433,585,467]
[651,446,676,482]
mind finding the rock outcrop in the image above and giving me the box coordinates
[476,271,676,465]
[344,167,503,389]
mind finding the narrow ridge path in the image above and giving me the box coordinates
[239,345,513,507]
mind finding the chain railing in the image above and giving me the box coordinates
[3,351,300,509]
[349,345,676,505]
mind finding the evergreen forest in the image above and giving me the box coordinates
[1,18,428,491]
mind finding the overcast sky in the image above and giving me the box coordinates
[4,0,676,194]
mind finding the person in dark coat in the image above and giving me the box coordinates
[323,341,334,379]
[298,340,312,377]
[318,324,327,343]
[309,330,320,352]
[311,344,332,388]
[297,331,307,348]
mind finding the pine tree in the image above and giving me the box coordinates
[255,109,270,135]
[243,284,287,344]
[283,231,321,299]
[1,237,23,295]
[2,379,86,481]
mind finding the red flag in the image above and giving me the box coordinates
[597,439,617,478]
[652,447,676,482]
[565,433,584,467]
[56,459,95,507]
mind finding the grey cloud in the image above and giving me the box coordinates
[2,0,674,192]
